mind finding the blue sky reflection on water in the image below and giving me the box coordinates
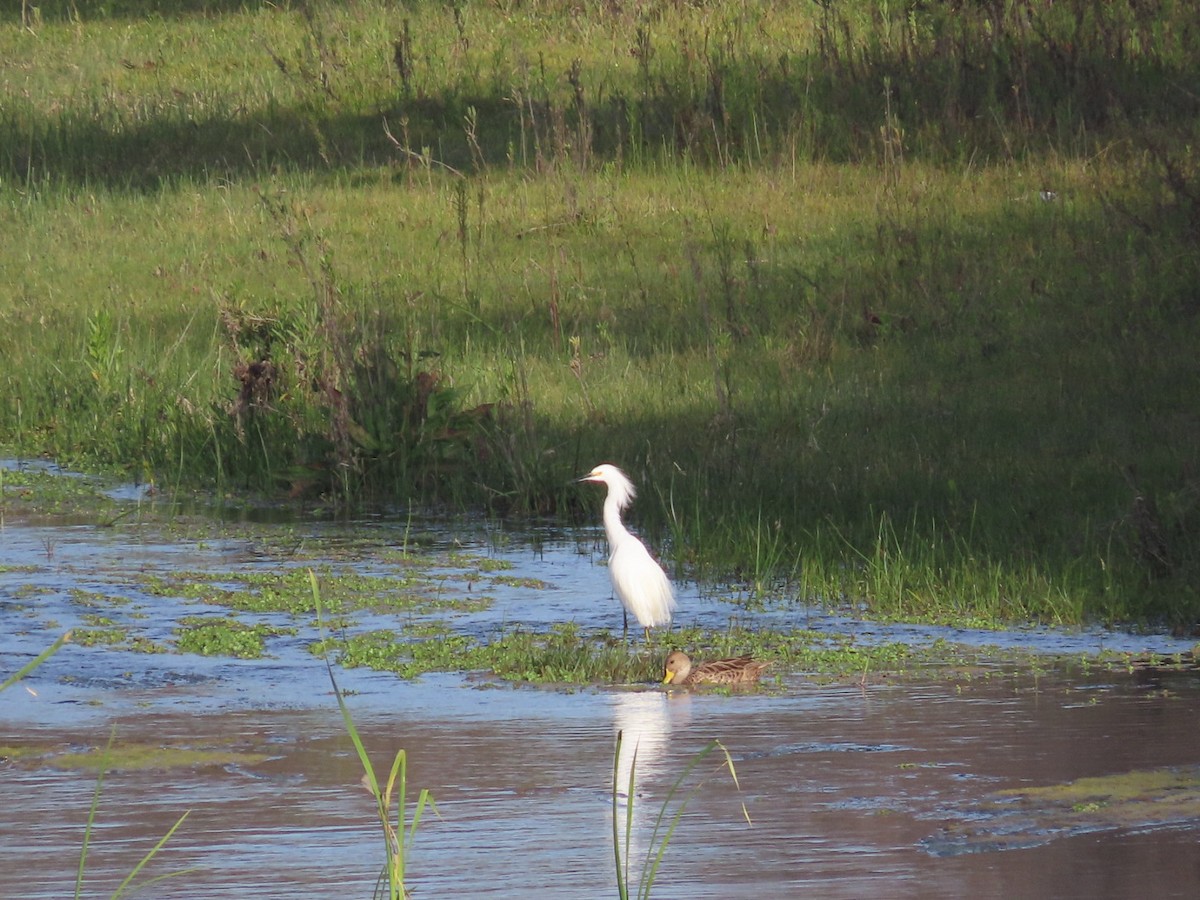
[2,489,1199,898]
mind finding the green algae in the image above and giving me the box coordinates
[72,626,129,647]
[996,767,1200,827]
[73,623,169,654]
[926,765,1200,855]
[71,589,133,608]
[136,560,497,617]
[44,742,270,772]
[0,466,132,526]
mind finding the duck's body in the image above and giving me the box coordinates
[662,651,771,686]
[580,464,676,635]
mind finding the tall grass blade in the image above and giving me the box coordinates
[612,729,627,900]
[74,727,115,900]
[614,734,643,900]
[612,730,749,899]
[1,630,72,692]
[109,811,193,899]
[73,727,193,899]
[643,739,751,895]
[309,569,434,900]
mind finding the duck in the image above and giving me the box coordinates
[662,650,771,686]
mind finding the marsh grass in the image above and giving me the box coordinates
[311,621,667,683]
[74,728,194,900]
[612,729,748,900]
[311,618,934,684]
[310,571,433,899]
[2,1,1199,626]
[2,637,192,898]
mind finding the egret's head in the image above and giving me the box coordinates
[580,463,637,511]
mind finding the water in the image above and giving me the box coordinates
[2,479,1199,898]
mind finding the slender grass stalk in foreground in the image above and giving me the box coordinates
[74,727,193,900]
[4,636,191,895]
[0,629,71,693]
[108,811,192,900]
[309,570,434,900]
[612,729,749,900]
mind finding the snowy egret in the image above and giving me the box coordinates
[579,464,676,637]
[662,651,771,686]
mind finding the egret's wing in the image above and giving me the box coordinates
[609,537,676,627]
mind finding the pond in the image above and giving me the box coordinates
[2,469,1198,898]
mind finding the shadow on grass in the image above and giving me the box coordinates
[5,2,1200,190]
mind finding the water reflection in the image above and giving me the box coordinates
[609,689,684,876]
[5,657,1200,897]
[611,690,679,789]
[3,495,1200,897]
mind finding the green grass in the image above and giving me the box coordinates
[613,729,747,900]
[0,629,72,692]
[311,572,433,900]
[2,1,1199,626]
[310,618,938,685]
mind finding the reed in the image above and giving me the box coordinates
[612,729,748,900]
[310,571,434,899]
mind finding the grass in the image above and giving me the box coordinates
[2,1,1199,627]
[312,619,930,685]
[2,637,194,897]
[75,729,194,900]
[311,571,433,900]
[0,628,73,691]
[3,459,1194,683]
[613,729,747,900]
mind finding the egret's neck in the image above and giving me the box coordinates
[602,494,632,551]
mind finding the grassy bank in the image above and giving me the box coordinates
[2,1,1198,625]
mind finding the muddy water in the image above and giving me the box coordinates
[2,494,1199,898]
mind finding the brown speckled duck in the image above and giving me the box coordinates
[662,651,771,686]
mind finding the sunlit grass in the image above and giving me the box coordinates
[2,0,1198,626]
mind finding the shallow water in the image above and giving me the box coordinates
[2,485,1199,898]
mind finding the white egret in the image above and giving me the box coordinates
[579,464,676,637]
